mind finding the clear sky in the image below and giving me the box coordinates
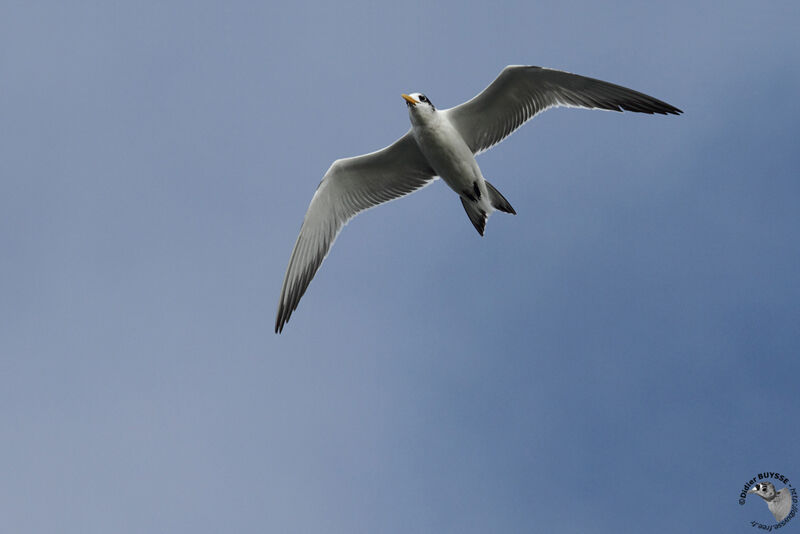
[2,1,799,532]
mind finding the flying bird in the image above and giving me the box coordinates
[749,482,793,522]
[275,65,682,332]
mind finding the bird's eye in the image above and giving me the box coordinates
[420,95,427,102]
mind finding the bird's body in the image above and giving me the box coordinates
[404,93,508,233]
[275,65,682,332]
[408,96,485,204]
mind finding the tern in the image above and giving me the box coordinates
[275,65,681,332]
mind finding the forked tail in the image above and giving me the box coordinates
[460,179,516,236]
[485,180,516,215]
[460,197,488,235]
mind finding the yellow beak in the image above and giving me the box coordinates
[401,93,419,105]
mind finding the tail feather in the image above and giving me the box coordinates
[485,180,516,214]
[460,197,487,236]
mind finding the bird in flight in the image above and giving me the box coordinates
[275,65,681,333]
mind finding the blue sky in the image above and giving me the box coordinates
[2,1,799,532]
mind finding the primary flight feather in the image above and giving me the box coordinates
[276,65,681,333]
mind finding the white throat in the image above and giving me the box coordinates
[408,105,439,128]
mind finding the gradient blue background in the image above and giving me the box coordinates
[2,1,799,532]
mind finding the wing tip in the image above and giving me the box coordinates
[275,308,287,334]
[646,99,683,115]
[622,100,683,116]
[275,299,298,333]
[654,105,683,116]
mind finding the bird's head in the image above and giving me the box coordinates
[749,482,777,501]
[402,93,435,112]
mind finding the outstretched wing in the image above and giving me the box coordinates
[445,65,682,155]
[275,132,435,333]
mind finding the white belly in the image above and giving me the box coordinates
[412,118,487,201]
